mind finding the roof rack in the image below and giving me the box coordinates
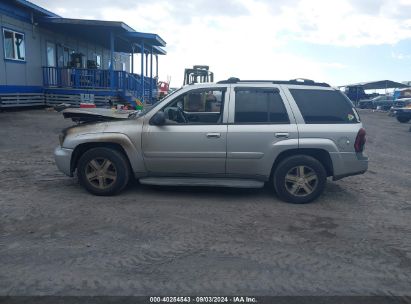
[217,77,330,87]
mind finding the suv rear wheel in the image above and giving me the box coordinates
[273,155,327,204]
[77,147,130,196]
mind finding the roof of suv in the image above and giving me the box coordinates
[216,77,331,87]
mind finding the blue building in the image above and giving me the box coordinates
[0,0,166,108]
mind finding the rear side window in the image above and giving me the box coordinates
[234,88,289,124]
[290,89,359,124]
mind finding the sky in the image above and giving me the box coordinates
[32,0,411,87]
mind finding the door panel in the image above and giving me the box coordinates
[227,124,298,178]
[142,124,227,175]
[141,87,229,176]
[226,85,299,179]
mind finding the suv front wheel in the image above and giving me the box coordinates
[77,147,130,196]
[273,155,327,204]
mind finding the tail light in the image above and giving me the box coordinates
[354,128,366,152]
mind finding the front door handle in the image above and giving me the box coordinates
[206,132,221,138]
[275,132,289,138]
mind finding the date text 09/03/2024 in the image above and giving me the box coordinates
[149,296,257,303]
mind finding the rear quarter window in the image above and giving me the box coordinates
[290,89,359,124]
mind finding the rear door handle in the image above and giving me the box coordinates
[275,132,289,138]
[206,132,221,138]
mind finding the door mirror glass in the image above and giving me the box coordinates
[150,111,166,125]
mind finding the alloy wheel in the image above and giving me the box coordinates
[284,165,318,197]
[85,158,117,190]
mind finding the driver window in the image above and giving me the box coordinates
[160,89,225,124]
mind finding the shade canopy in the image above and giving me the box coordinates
[37,17,166,55]
[343,80,409,90]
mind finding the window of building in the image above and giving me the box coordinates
[234,88,289,124]
[3,29,25,61]
[46,42,56,67]
[81,56,87,68]
[290,89,360,124]
[63,47,72,67]
[96,55,101,68]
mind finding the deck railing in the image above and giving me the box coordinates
[43,67,115,89]
[42,67,157,102]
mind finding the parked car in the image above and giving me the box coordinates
[55,78,368,204]
[358,95,395,110]
[389,98,411,118]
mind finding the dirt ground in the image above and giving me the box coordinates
[0,108,410,296]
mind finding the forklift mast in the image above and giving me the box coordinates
[183,65,214,85]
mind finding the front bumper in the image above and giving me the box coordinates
[54,146,74,177]
[330,152,368,181]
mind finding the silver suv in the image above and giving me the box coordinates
[55,78,368,203]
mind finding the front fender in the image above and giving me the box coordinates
[63,132,146,174]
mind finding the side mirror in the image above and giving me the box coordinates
[150,111,166,125]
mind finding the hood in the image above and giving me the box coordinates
[62,108,141,123]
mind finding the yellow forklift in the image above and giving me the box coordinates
[183,65,214,85]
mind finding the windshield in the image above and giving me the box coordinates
[137,87,183,117]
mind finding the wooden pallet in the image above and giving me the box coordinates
[45,93,120,107]
[0,93,121,108]
[0,93,45,108]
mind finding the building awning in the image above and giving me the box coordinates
[343,80,409,90]
[37,17,166,55]
[12,0,60,17]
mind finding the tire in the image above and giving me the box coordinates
[77,147,130,196]
[397,116,410,123]
[273,155,327,204]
